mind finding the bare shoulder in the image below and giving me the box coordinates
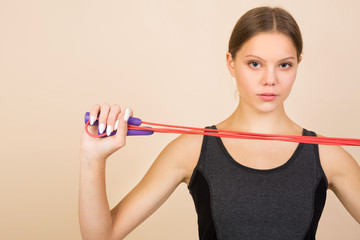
[317,134,360,223]
[163,133,205,185]
[317,134,360,190]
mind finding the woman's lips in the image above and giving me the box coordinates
[257,93,278,101]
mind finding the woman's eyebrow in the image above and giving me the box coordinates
[244,54,295,61]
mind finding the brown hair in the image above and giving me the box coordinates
[228,6,303,62]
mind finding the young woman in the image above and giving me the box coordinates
[79,6,360,240]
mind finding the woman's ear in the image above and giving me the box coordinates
[226,52,236,78]
[298,55,302,64]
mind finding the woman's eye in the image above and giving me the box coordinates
[249,61,260,68]
[280,62,292,68]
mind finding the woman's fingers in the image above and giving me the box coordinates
[81,104,134,161]
[106,104,121,136]
[87,104,133,140]
[89,104,101,125]
[98,103,111,134]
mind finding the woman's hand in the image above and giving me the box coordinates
[80,103,133,161]
[78,103,199,239]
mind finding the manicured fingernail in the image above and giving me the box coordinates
[124,108,130,121]
[106,125,112,136]
[99,123,105,134]
[90,116,95,125]
[114,120,119,131]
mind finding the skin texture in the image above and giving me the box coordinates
[79,32,360,240]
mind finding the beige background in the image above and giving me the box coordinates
[1,0,359,239]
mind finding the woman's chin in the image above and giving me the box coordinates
[255,102,284,114]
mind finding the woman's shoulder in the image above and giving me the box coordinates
[164,130,207,185]
[316,133,360,223]
[316,133,358,190]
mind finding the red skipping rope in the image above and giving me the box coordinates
[85,119,360,146]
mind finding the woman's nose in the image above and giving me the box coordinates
[263,67,277,86]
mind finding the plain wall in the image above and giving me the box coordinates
[1,0,359,239]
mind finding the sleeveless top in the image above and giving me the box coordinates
[188,125,328,240]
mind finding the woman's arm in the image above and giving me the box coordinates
[79,104,202,240]
[79,156,112,240]
[79,134,196,240]
[109,133,201,239]
[318,136,360,224]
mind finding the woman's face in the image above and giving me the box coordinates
[226,32,301,113]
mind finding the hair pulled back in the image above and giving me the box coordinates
[228,6,303,62]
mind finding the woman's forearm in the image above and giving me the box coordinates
[78,157,113,240]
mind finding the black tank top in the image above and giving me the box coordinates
[188,125,328,240]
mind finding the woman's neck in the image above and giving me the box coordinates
[219,101,301,135]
